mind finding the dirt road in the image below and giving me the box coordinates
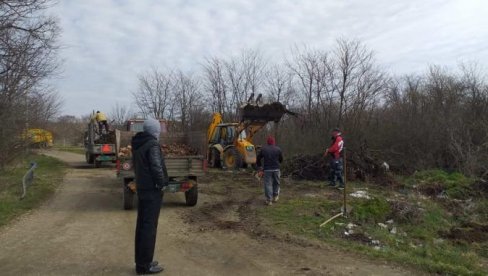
[0,151,418,275]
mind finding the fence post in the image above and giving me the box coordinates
[20,161,37,200]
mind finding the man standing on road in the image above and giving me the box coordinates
[257,136,283,206]
[324,128,344,188]
[131,118,168,275]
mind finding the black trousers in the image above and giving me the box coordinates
[135,189,162,269]
[98,120,109,132]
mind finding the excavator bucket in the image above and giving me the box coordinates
[240,101,297,123]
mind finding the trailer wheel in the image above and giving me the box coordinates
[185,186,198,206]
[86,152,94,164]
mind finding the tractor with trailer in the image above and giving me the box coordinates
[207,94,296,170]
[83,118,117,168]
[115,119,206,210]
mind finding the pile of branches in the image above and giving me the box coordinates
[161,143,198,156]
[281,149,390,183]
[281,154,329,180]
[118,143,198,158]
[94,131,116,144]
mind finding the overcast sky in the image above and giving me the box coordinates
[52,0,488,117]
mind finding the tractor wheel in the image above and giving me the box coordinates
[223,147,242,170]
[209,148,221,168]
[185,186,198,206]
[86,152,94,164]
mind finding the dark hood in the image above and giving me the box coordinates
[131,131,157,150]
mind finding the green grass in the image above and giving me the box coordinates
[408,169,475,199]
[0,154,66,227]
[258,179,488,275]
[53,145,85,155]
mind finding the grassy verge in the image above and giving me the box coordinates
[0,154,66,227]
[53,145,85,155]
[258,172,488,275]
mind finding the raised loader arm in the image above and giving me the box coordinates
[207,112,223,144]
[236,101,298,142]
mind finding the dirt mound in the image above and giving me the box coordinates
[472,179,488,196]
[343,232,371,244]
[388,200,423,223]
[440,222,488,243]
[417,182,445,197]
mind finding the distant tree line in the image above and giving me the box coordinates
[0,0,61,168]
[132,40,488,177]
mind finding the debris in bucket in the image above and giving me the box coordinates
[240,101,297,123]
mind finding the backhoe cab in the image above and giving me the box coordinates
[207,96,296,169]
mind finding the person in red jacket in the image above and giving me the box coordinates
[324,128,344,188]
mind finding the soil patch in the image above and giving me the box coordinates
[440,222,488,243]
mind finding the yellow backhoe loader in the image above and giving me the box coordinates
[207,96,296,169]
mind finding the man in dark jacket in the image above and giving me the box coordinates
[256,136,283,206]
[131,118,168,275]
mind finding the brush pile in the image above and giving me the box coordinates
[281,154,328,180]
[118,143,198,158]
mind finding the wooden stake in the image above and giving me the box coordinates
[319,212,343,228]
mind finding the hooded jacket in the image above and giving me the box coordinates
[131,132,168,190]
[257,138,283,171]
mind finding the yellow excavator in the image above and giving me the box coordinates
[207,95,296,169]
[25,128,54,148]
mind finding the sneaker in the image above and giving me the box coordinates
[265,200,273,206]
[328,182,336,187]
[272,195,279,202]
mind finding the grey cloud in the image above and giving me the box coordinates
[52,0,488,116]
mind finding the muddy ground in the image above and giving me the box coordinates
[0,151,421,275]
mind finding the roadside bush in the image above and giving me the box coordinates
[412,170,475,199]
[351,197,390,223]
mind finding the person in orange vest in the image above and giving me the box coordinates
[324,128,344,188]
[95,111,109,133]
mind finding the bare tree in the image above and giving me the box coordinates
[329,39,369,127]
[287,45,329,123]
[203,57,228,117]
[173,71,201,131]
[0,0,60,167]
[109,102,133,129]
[265,63,294,104]
[133,68,173,119]
[49,115,85,146]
